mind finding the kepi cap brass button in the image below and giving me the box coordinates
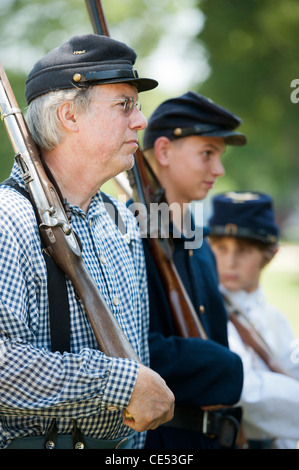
[73,73,82,82]
[173,127,182,136]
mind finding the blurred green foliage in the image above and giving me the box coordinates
[196,0,299,230]
[262,255,299,337]
[1,0,298,238]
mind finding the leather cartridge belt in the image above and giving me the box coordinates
[164,405,242,448]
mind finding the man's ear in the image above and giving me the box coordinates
[153,136,172,167]
[57,101,79,132]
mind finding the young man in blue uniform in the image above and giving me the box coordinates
[141,91,246,449]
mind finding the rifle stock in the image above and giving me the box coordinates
[0,62,139,362]
[86,0,208,340]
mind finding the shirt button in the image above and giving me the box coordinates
[123,233,131,245]
[189,250,193,257]
[100,255,107,264]
[112,296,120,306]
[107,406,118,411]
[199,305,205,314]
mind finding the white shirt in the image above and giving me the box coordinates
[221,285,299,448]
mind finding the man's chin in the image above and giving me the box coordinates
[115,154,135,176]
[127,154,135,170]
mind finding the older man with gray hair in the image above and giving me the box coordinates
[0,34,174,450]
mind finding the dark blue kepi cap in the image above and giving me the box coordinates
[208,191,280,244]
[25,34,158,104]
[143,91,246,150]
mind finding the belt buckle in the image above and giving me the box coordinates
[202,409,241,447]
[218,415,239,449]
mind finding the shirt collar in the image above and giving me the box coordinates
[169,212,209,240]
[69,191,107,220]
[220,285,266,320]
[11,161,106,219]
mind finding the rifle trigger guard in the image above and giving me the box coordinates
[40,219,72,235]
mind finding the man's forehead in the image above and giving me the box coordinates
[92,83,139,98]
[173,135,226,149]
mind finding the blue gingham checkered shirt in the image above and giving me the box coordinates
[0,162,149,448]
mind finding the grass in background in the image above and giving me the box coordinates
[101,180,119,198]
[262,244,299,338]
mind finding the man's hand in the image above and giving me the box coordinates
[122,364,175,432]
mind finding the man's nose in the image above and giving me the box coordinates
[211,156,225,177]
[226,251,237,267]
[130,108,147,131]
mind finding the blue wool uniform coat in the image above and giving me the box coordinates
[143,227,243,449]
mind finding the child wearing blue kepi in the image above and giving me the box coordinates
[208,191,299,449]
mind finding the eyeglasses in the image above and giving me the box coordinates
[91,97,141,115]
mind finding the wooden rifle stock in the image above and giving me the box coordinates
[85,0,207,340]
[222,292,291,377]
[0,62,139,363]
